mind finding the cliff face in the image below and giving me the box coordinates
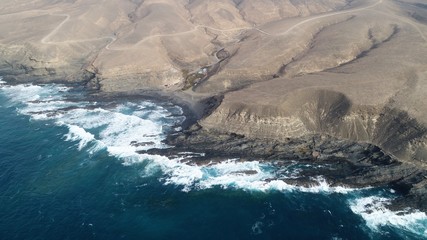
[201,93,427,164]
[198,19,427,162]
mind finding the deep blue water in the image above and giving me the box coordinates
[0,82,426,240]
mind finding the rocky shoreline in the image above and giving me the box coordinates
[2,73,427,213]
[143,123,427,212]
[2,74,427,212]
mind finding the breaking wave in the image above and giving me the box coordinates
[349,196,427,238]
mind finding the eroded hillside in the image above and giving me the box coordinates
[1,0,427,164]
[0,0,350,89]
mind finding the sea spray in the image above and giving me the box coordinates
[349,196,427,237]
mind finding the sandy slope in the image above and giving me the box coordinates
[0,0,349,86]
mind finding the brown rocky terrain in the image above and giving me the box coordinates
[0,0,352,89]
[1,0,427,210]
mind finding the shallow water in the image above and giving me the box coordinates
[0,80,426,239]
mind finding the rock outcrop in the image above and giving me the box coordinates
[144,125,427,211]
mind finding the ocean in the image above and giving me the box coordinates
[0,79,426,240]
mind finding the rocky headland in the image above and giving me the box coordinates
[1,0,427,211]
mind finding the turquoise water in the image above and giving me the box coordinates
[0,81,426,239]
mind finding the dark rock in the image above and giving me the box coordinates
[150,124,427,212]
[216,49,230,60]
[130,141,156,147]
[232,170,258,175]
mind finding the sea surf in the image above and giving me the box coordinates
[0,79,426,239]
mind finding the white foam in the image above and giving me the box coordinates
[1,84,44,103]
[0,83,178,156]
[196,160,275,191]
[63,124,99,151]
[251,221,263,235]
[58,108,112,129]
[350,196,427,237]
[53,106,170,159]
[126,156,359,194]
[297,177,357,194]
[2,84,68,102]
[20,101,83,119]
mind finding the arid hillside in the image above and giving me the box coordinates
[1,0,427,165]
[0,0,351,89]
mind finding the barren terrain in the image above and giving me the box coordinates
[1,0,427,206]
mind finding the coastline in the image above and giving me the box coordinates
[85,88,223,130]
[104,88,427,213]
[145,124,427,212]
[1,0,427,237]
[1,74,427,213]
